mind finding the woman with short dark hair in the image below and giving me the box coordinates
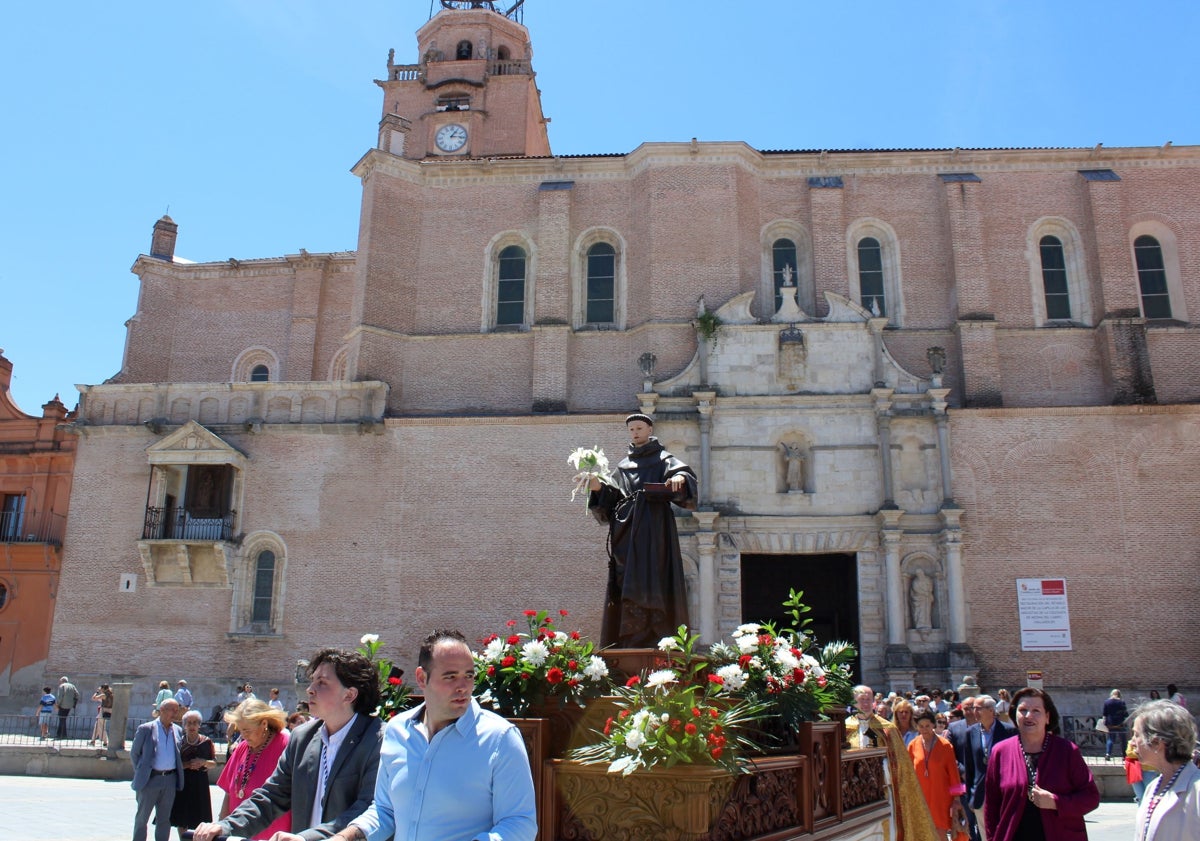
[984,687,1099,841]
[1130,700,1200,841]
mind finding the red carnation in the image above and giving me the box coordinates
[711,746,723,759]
[684,722,698,735]
[501,655,517,667]
[546,667,564,684]
[570,631,581,640]
[670,718,682,731]
[542,617,553,625]
[709,709,719,719]
[619,710,630,720]
[507,634,521,645]
[692,707,703,718]
[559,609,569,617]
[707,674,724,685]
[603,716,614,736]
[524,609,538,617]
[626,676,640,687]
[486,665,496,677]
[738,654,753,667]
[568,660,578,670]
[817,676,828,687]
[520,672,531,680]
[506,619,518,627]
[567,678,580,687]
[387,676,403,685]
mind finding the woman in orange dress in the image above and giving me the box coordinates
[909,710,969,841]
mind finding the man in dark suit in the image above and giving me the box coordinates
[131,698,184,841]
[947,695,980,841]
[964,694,1016,841]
[193,648,384,841]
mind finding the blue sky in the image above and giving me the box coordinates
[2,0,1197,412]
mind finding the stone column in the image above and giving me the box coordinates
[691,511,720,642]
[107,682,133,757]
[939,506,976,674]
[872,388,896,508]
[928,387,955,505]
[693,391,716,509]
[878,508,914,687]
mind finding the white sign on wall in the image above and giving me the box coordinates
[1016,578,1072,651]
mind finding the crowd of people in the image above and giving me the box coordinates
[128,630,536,841]
[848,683,1199,841]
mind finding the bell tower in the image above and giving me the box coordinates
[376,1,550,160]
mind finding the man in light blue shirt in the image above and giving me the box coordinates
[173,680,193,711]
[336,629,536,841]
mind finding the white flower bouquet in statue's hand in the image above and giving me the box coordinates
[568,446,610,508]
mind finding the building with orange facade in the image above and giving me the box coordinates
[0,351,75,702]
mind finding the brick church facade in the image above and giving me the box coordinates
[45,3,1199,709]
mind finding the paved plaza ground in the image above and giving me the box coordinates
[1,773,1141,841]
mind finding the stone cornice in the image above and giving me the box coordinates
[350,142,1200,190]
[951,403,1200,420]
[131,251,356,280]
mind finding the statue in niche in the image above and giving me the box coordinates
[778,442,805,492]
[909,569,935,630]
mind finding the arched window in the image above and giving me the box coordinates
[586,243,616,324]
[496,45,511,61]
[0,581,8,611]
[456,40,473,60]
[496,245,527,326]
[857,237,886,316]
[1134,235,1172,319]
[251,550,275,624]
[1039,236,1071,320]
[250,364,270,382]
[772,239,798,314]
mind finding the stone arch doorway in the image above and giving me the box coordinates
[740,553,860,680]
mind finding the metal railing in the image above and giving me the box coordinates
[142,507,236,541]
[1061,715,1109,756]
[0,712,231,747]
[0,509,66,544]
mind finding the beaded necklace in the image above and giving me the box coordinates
[1140,763,1186,841]
[1021,735,1047,800]
[235,732,274,799]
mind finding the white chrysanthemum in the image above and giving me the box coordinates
[733,623,761,637]
[625,729,647,750]
[584,655,609,681]
[657,636,681,652]
[553,631,569,643]
[521,639,549,666]
[716,664,748,692]
[801,654,825,677]
[773,646,800,672]
[748,656,765,671]
[482,637,506,663]
[359,633,379,645]
[735,634,758,653]
[645,669,678,690]
[631,710,651,729]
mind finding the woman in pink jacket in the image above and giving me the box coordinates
[984,688,1099,841]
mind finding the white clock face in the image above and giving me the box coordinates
[435,123,468,153]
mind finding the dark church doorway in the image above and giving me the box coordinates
[740,553,860,681]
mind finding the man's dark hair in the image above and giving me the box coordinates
[418,629,471,672]
[307,648,381,716]
[43,686,51,693]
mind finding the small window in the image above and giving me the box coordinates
[1039,236,1071,320]
[497,245,527,326]
[1134,235,1172,319]
[857,238,886,316]
[496,46,511,61]
[251,550,275,624]
[586,243,616,324]
[456,40,473,60]
[437,94,470,111]
[1,494,26,541]
[772,239,798,314]
[250,364,270,382]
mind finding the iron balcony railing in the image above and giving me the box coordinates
[142,507,237,541]
[0,509,66,544]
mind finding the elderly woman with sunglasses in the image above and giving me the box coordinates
[1130,700,1200,841]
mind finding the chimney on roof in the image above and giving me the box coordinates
[150,215,178,261]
